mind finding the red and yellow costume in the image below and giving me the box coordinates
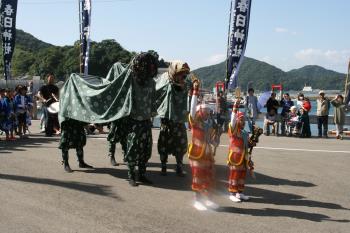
[227,111,251,193]
[188,90,218,195]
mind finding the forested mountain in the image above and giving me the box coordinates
[193,58,346,91]
[0,29,346,91]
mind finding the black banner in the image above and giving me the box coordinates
[0,0,18,80]
[346,61,350,106]
[226,0,252,89]
[80,0,91,75]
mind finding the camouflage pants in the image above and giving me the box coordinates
[123,118,153,178]
[59,119,86,150]
[157,118,188,165]
[107,118,127,161]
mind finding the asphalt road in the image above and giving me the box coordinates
[1,121,350,233]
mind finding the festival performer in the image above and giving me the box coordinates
[188,81,220,211]
[106,119,127,166]
[59,52,158,183]
[37,74,60,137]
[106,52,158,186]
[155,61,191,176]
[227,100,256,202]
[59,119,92,173]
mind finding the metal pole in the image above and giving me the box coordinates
[345,59,350,102]
[225,0,233,89]
[78,0,83,74]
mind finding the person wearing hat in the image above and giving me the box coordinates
[155,61,191,177]
[316,90,330,138]
[188,80,220,211]
[227,99,256,203]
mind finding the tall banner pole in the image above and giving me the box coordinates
[79,0,83,74]
[79,0,92,76]
[0,0,18,80]
[226,0,252,90]
[345,59,350,105]
[225,0,233,90]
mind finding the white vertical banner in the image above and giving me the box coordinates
[80,0,91,76]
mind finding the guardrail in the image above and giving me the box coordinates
[255,114,350,125]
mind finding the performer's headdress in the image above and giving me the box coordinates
[168,61,190,87]
[132,52,158,85]
[196,103,211,112]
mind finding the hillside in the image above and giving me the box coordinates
[193,58,346,91]
[0,30,135,80]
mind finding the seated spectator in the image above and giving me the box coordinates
[264,109,279,136]
[286,106,302,136]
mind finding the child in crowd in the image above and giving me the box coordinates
[14,86,33,138]
[0,88,14,140]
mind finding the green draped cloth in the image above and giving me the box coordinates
[154,73,190,123]
[59,62,134,124]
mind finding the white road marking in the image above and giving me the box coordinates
[90,137,350,154]
[218,145,350,154]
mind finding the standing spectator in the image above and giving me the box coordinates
[14,86,33,138]
[296,93,305,109]
[245,88,259,132]
[6,89,16,140]
[316,91,330,138]
[216,91,228,131]
[27,81,38,120]
[280,93,294,135]
[330,95,347,140]
[298,107,311,138]
[266,92,280,114]
[0,89,15,140]
[37,74,60,137]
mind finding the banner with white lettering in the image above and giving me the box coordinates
[0,0,18,80]
[346,61,350,106]
[226,0,252,89]
[80,0,91,75]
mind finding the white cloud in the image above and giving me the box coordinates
[274,27,297,36]
[294,48,350,72]
[207,53,226,64]
[275,27,288,33]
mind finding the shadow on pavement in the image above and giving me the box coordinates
[0,134,59,154]
[215,166,316,188]
[216,206,350,223]
[245,186,349,210]
[0,173,120,200]
[81,164,192,191]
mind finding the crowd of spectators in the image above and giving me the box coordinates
[0,84,33,140]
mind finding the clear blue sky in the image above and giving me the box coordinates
[17,0,350,73]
